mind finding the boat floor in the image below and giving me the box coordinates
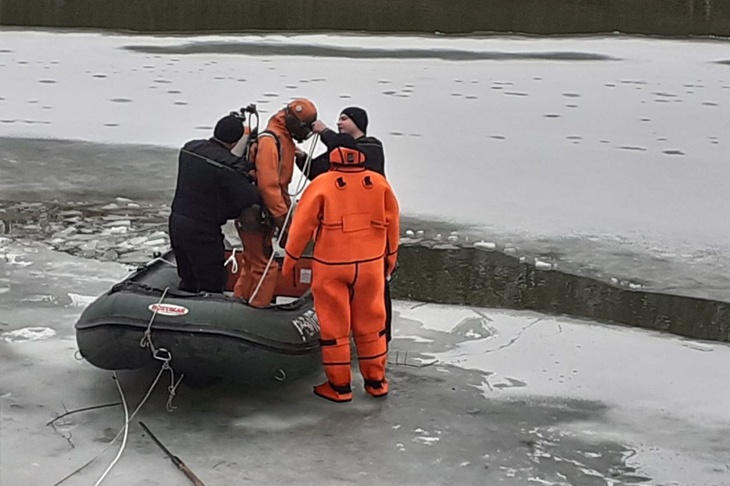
[130,251,311,304]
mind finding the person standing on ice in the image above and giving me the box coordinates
[282,134,399,403]
[295,106,395,344]
[169,114,259,294]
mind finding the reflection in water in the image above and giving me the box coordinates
[1,0,729,36]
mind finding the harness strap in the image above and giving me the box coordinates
[363,379,385,389]
[180,148,227,169]
[329,382,353,394]
[319,220,388,230]
[244,130,282,179]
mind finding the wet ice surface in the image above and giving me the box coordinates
[1,241,729,486]
[1,30,730,301]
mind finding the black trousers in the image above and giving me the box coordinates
[385,280,393,343]
[169,213,227,293]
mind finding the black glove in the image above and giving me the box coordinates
[295,151,308,171]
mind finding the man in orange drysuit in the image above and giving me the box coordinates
[234,98,318,307]
[282,134,399,403]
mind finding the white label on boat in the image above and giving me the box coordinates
[299,268,312,284]
[292,309,320,341]
[148,303,189,317]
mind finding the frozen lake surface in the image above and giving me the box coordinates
[1,29,729,301]
[1,29,730,486]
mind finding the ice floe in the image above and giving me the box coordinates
[2,327,56,343]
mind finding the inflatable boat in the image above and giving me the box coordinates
[75,250,321,386]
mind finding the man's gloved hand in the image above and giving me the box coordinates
[294,149,308,171]
[311,120,328,134]
[282,255,296,278]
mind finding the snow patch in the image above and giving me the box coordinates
[474,240,497,250]
[2,327,56,343]
[393,334,434,343]
[68,292,97,307]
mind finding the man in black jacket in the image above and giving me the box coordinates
[169,115,260,293]
[298,106,385,178]
[295,107,394,342]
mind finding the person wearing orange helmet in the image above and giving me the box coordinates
[282,134,400,403]
[234,98,318,308]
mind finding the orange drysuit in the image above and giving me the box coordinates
[282,142,399,402]
[234,99,317,307]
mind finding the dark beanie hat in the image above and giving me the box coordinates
[214,115,244,143]
[340,107,368,134]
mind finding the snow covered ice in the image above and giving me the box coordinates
[2,30,730,300]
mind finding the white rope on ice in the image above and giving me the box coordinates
[92,372,130,486]
[51,365,170,486]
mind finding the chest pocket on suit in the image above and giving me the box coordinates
[342,213,371,233]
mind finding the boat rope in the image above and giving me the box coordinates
[92,372,130,486]
[224,248,239,274]
[248,134,319,306]
[51,365,171,486]
[159,257,177,267]
[146,254,177,267]
[139,286,184,411]
[46,402,121,426]
[248,240,279,306]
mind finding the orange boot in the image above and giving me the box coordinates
[364,378,389,398]
[313,382,353,403]
[315,335,353,403]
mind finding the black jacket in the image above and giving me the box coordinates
[297,128,386,179]
[171,139,259,227]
